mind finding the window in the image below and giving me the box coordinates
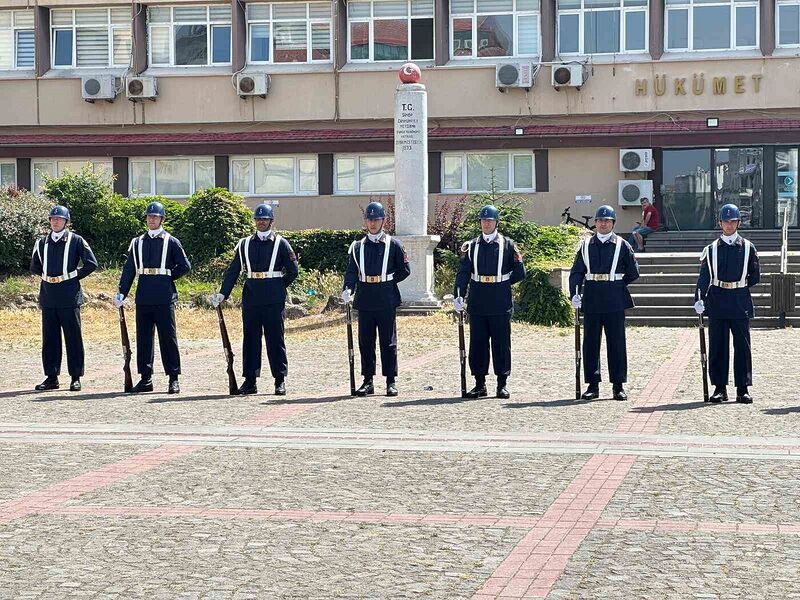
[229,155,318,195]
[441,151,535,192]
[0,10,34,69]
[0,161,16,186]
[148,5,231,67]
[557,0,646,55]
[348,0,434,62]
[129,158,215,196]
[51,8,131,68]
[778,0,800,46]
[335,154,394,193]
[776,148,798,227]
[451,0,539,58]
[247,3,332,63]
[31,160,112,192]
[665,0,757,51]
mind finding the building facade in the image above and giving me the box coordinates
[1,0,799,231]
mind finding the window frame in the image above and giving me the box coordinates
[246,2,333,65]
[440,150,536,193]
[0,160,16,186]
[664,0,759,52]
[128,157,216,198]
[450,0,541,60]
[777,0,800,47]
[556,0,649,56]
[347,0,436,63]
[30,159,113,192]
[334,153,396,194]
[0,10,35,69]
[50,7,131,69]
[229,154,319,196]
[147,5,232,68]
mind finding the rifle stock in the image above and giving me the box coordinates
[216,305,239,395]
[118,307,133,393]
[345,302,356,396]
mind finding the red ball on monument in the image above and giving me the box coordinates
[399,62,421,83]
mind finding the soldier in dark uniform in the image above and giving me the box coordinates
[453,205,526,399]
[693,203,759,404]
[342,201,411,397]
[115,201,191,394]
[30,205,98,391]
[211,203,299,396]
[569,205,640,401]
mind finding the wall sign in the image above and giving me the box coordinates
[635,74,763,97]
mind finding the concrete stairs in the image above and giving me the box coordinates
[644,229,800,253]
[627,252,800,327]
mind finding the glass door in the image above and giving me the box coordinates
[714,147,763,229]
[776,148,798,228]
[661,149,714,230]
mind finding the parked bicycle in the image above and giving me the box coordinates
[561,206,596,231]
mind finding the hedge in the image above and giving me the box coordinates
[0,187,52,272]
[281,229,364,272]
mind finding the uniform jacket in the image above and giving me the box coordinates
[220,232,299,308]
[118,232,191,305]
[696,236,760,320]
[569,233,640,314]
[30,231,98,309]
[454,234,526,316]
[344,233,410,311]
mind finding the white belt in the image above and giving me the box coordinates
[712,280,746,289]
[42,270,78,284]
[471,273,512,283]
[248,271,283,279]
[586,273,624,282]
[137,267,172,276]
[363,273,395,283]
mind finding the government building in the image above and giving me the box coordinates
[0,0,798,232]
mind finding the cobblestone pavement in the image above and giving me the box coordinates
[1,316,800,598]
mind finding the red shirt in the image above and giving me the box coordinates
[642,204,660,230]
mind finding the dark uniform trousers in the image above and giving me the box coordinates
[358,309,397,379]
[708,318,752,387]
[583,311,627,384]
[41,307,84,378]
[136,304,181,379]
[243,305,287,381]
[468,313,512,377]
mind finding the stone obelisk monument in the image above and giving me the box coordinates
[394,63,440,310]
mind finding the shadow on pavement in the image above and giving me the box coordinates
[147,393,235,404]
[762,406,800,415]
[260,395,352,406]
[382,396,479,408]
[0,390,43,400]
[629,401,709,412]
[503,397,610,408]
[29,390,129,402]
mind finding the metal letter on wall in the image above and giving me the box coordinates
[712,77,727,95]
[635,79,648,96]
[654,74,666,96]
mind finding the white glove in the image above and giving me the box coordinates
[571,294,582,309]
[341,288,352,303]
[114,293,125,308]
[453,297,465,312]
[210,293,225,308]
[693,300,705,315]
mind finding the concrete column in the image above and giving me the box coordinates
[113,157,129,196]
[214,156,230,188]
[394,68,440,309]
[761,0,776,56]
[132,4,148,74]
[16,158,32,191]
[540,0,556,62]
[34,6,50,77]
[434,0,449,65]
[232,0,247,71]
[649,0,664,60]
[335,0,347,70]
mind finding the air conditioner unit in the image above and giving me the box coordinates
[125,76,158,101]
[81,75,117,102]
[551,64,585,89]
[619,180,654,207]
[236,72,270,98]
[620,149,654,172]
[495,62,533,90]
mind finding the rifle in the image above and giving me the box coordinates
[444,294,467,398]
[216,305,239,395]
[345,300,356,396]
[698,312,709,403]
[574,287,582,401]
[118,306,133,393]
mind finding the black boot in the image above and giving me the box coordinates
[130,378,154,393]
[736,386,753,404]
[386,378,398,397]
[275,380,286,396]
[709,385,727,403]
[581,384,599,400]
[237,378,257,395]
[465,377,488,399]
[354,379,374,397]
[69,378,81,392]
[612,384,627,401]
[496,376,510,399]
[35,376,59,391]
[168,376,180,395]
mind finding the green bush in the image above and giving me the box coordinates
[0,187,53,272]
[281,229,363,272]
[177,188,253,268]
[516,264,574,327]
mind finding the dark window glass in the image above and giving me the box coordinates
[175,24,208,65]
[410,17,433,59]
[54,29,73,66]
[662,149,714,230]
[476,14,512,57]
[714,148,762,228]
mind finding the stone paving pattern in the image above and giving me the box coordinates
[1,317,800,598]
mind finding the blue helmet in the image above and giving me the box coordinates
[145,201,165,218]
[595,205,617,221]
[478,205,500,221]
[49,205,70,221]
[254,203,274,220]
[720,203,740,221]
[365,202,385,220]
